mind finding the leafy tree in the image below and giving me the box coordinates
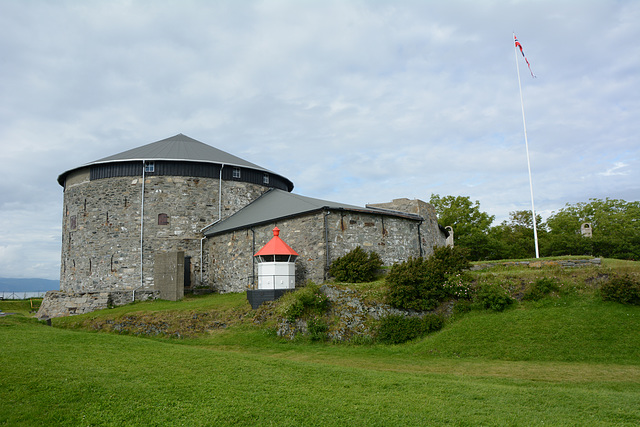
[429,194,495,260]
[542,198,640,260]
[430,195,640,261]
[505,209,543,230]
[488,210,545,259]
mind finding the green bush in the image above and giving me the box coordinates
[452,299,473,316]
[474,283,514,312]
[385,246,471,311]
[443,273,474,300]
[282,298,305,322]
[428,246,471,274]
[329,246,383,283]
[523,277,561,301]
[600,274,640,305]
[279,283,329,322]
[377,314,444,344]
[306,315,329,342]
[385,257,434,310]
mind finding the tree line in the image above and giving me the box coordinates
[430,195,640,261]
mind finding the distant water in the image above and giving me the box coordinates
[0,278,59,298]
[0,291,49,300]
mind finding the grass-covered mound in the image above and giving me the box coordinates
[44,257,640,347]
[1,257,639,425]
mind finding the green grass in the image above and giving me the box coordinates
[1,258,640,425]
[2,315,639,426]
[0,298,41,316]
[414,298,640,364]
[471,255,595,264]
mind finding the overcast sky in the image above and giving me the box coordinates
[1,0,638,280]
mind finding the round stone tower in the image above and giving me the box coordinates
[57,134,293,294]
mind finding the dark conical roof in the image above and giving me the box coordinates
[58,134,293,189]
[92,134,268,170]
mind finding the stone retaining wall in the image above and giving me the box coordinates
[276,284,433,341]
[36,290,158,319]
[470,258,601,271]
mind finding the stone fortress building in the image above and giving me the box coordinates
[39,134,448,318]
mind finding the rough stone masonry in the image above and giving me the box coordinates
[39,134,448,319]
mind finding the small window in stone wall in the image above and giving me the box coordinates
[70,215,77,230]
[158,213,169,225]
[145,162,155,173]
[233,167,241,179]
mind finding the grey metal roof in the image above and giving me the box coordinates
[92,134,270,169]
[204,189,423,236]
[57,134,293,188]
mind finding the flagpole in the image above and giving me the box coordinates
[514,33,540,258]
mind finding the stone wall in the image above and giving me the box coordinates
[276,284,421,341]
[206,212,327,292]
[56,167,447,315]
[60,170,269,293]
[36,290,158,319]
[470,258,602,271]
[366,198,444,253]
[328,203,444,263]
[206,202,447,293]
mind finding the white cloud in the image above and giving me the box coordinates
[599,162,630,177]
[0,0,638,278]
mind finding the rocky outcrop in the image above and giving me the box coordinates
[276,284,435,342]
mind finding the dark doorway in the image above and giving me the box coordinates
[184,256,191,289]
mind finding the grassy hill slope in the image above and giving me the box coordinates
[412,298,639,364]
[1,258,639,425]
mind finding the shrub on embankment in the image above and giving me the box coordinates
[45,257,640,348]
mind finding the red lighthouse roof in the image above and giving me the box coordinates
[254,227,299,257]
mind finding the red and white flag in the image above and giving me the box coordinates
[514,34,536,78]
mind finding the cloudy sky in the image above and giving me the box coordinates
[1,0,638,280]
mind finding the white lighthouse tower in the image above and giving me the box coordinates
[247,227,299,308]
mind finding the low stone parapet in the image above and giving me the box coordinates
[37,290,159,319]
[470,258,601,271]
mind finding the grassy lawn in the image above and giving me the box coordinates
[0,298,41,316]
[1,258,639,425]
[2,315,639,426]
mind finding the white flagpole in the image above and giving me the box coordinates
[514,33,540,258]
